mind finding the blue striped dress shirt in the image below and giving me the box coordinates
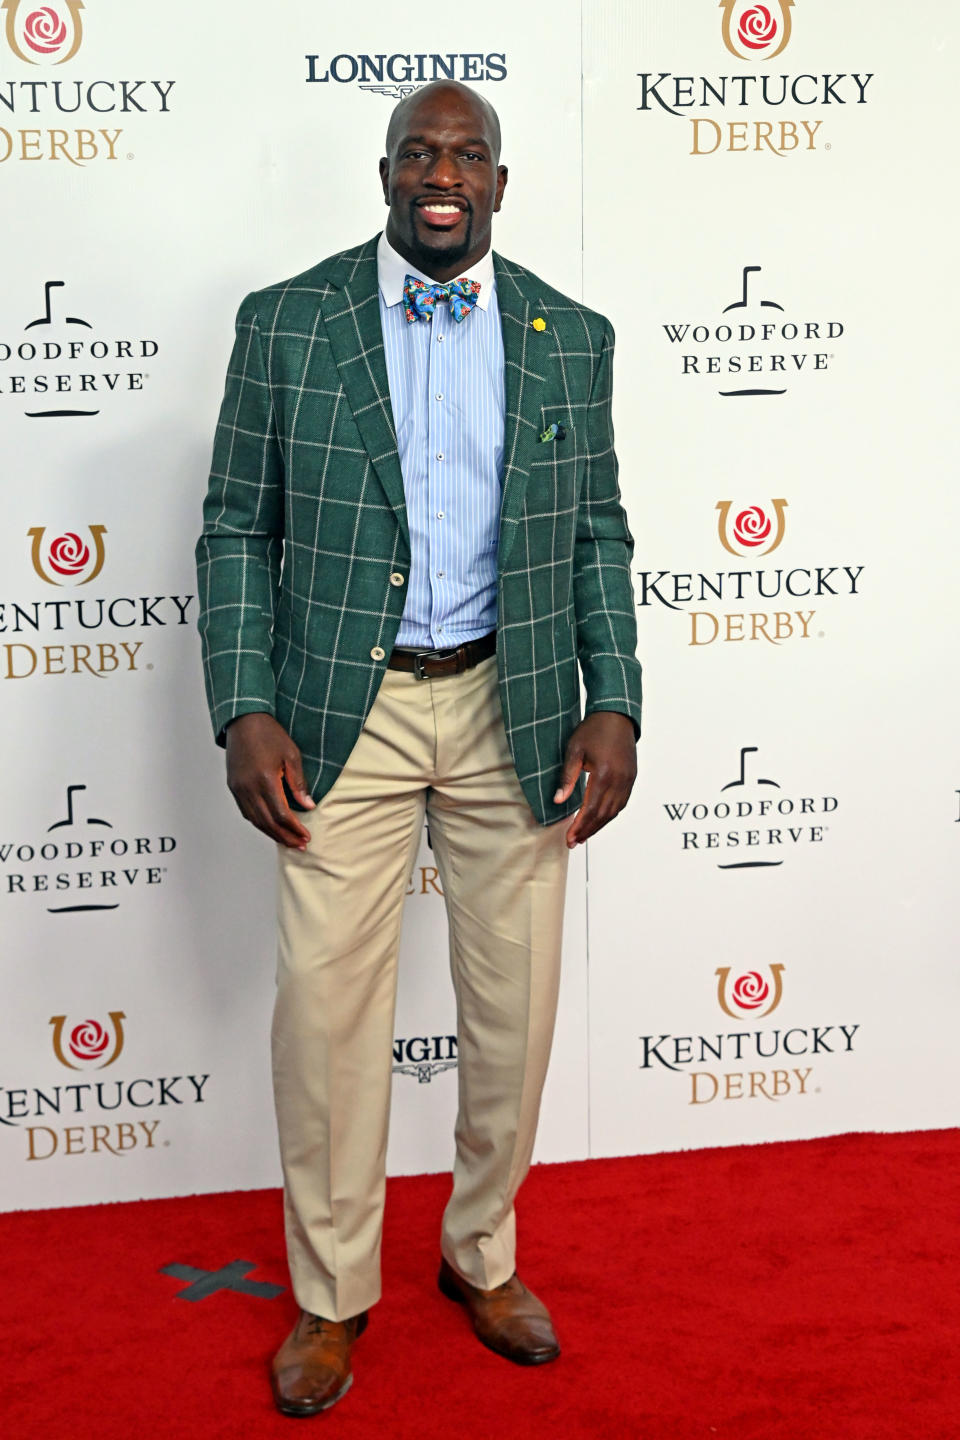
[377,231,505,649]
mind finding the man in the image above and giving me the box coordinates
[196,80,642,1417]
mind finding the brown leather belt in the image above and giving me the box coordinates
[388,629,497,681]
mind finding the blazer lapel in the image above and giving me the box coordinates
[320,241,409,544]
[494,254,548,571]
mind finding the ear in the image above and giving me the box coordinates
[493,164,508,214]
[378,156,390,204]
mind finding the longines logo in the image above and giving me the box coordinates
[661,266,844,398]
[392,1034,457,1083]
[639,963,860,1107]
[637,3,873,158]
[1,523,194,682]
[0,1010,210,1162]
[637,497,864,650]
[1,783,177,912]
[0,2,174,166]
[662,746,837,869]
[0,281,158,417]
[305,51,507,98]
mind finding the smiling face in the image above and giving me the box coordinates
[379,82,507,282]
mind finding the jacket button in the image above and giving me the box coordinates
[370,646,385,661]
[389,572,405,587]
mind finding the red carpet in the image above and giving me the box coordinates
[3,1130,958,1440]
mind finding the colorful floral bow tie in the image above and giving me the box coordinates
[403,274,481,324]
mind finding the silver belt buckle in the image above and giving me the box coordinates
[412,650,432,681]
[412,645,460,680]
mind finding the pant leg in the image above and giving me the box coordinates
[273,668,433,1321]
[424,656,570,1289]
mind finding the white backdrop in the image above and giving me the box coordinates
[0,0,956,1212]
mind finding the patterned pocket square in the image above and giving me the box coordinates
[537,422,567,444]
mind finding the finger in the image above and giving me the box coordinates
[566,772,628,847]
[261,778,313,848]
[554,745,585,804]
[241,779,311,850]
[237,791,304,849]
[565,771,597,847]
[283,747,315,810]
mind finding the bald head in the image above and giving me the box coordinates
[384,80,502,163]
[378,79,508,282]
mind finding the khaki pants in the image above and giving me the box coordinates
[273,654,569,1321]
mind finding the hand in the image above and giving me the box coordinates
[554,712,637,849]
[225,713,315,850]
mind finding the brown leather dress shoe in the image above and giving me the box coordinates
[270,1308,368,1417]
[438,1257,560,1365]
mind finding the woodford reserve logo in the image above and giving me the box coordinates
[0,281,158,418]
[637,2,874,158]
[639,963,861,1106]
[0,1010,209,1161]
[0,1,175,166]
[661,265,845,398]
[638,497,864,649]
[661,745,837,868]
[1,782,177,911]
[2,523,194,681]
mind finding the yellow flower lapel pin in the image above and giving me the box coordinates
[531,316,546,332]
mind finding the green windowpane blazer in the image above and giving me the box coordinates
[195,236,642,825]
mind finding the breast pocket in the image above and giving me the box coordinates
[527,420,578,516]
[534,417,576,451]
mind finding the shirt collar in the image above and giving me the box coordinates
[377,230,495,311]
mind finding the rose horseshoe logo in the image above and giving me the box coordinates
[716,499,787,558]
[28,525,107,585]
[719,1,794,62]
[1,0,84,65]
[49,1011,126,1069]
[715,965,785,1019]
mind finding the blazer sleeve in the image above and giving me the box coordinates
[573,319,643,736]
[195,293,284,745]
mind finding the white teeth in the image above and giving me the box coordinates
[422,205,461,214]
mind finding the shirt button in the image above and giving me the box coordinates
[435,393,443,401]
[389,572,405,587]
[437,333,445,343]
[436,452,443,461]
[436,511,444,519]
[370,646,385,661]
[436,570,444,578]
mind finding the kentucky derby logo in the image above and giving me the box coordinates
[716,500,787,558]
[2,0,84,65]
[49,1010,126,1069]
[715,965,784,1018]
[28,524,106,586]
[720,1,793,61]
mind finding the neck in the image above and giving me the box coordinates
[385,221,491,283]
